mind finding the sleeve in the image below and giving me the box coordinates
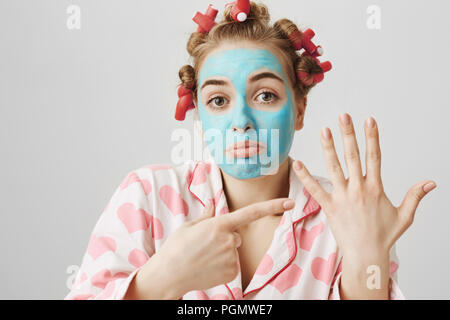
[64,170,156,300]
[328,244,405,300]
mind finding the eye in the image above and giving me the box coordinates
[255,91,278,104]
[207,95,228,109]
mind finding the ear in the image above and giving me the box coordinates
[295,95,307,131]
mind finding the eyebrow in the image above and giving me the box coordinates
[201,79,228,90]
[200,71,284,90]
[248,72,284,84]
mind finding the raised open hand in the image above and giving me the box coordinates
[292,113,436,257]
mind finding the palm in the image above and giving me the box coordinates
[292,113,436,254]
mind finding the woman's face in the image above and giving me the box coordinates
[197,42,301,180]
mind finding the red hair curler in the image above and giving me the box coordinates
[296,71,314,86]
[289,28,324,57]
[288,30,303,51]
[175,85,195,121]
[226,0,251,22]
[192,4,218,33]
[301,29,323,56]
[296,60,332,85]
[290,27,332,85]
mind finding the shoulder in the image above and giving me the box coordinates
[121,160,214,192]
[134,160,196,178]
[116,161,195,194]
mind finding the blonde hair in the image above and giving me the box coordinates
[178,1,325,107]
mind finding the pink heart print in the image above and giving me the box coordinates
[150,215,164,240]
[231,287,243,299]
[389,261,399,275]
[185,169,193,185]
[191,162,212,186]
[140,179,152,195]
[120,172,140,190]
[144,164,172,171]
[128,248,149,268]
[195,290,231,300]
[119,172,152,195]
[255,254,274,276]
[71,294,94,300]
[311,252,337,285]
[87,235,117,260]
[117,203,152,233]
[302,186,321,214]
[117,203,164,239]
[90,269,129,289]
[210,188,223,207]
[159,185,189,216]
[270,263,303,294]
[297,222,324,251]
[219,206,229,215]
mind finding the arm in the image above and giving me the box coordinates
[329,244,405,300]
[123,250,184,300]
[65,170,161,300]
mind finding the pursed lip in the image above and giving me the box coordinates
[225,140,266,158]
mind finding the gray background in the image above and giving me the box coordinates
[0,0,449,299]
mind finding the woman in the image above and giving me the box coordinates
[65,1,436,300]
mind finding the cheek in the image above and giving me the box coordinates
[198,105,232,148]
[254,101,295,156]
[200,112,230,132]
[198,101,217,129]
[253,102,295,131]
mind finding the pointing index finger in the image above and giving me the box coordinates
[220,198,295,230]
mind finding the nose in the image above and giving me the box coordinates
[231,123,254,134]
[230,97,254,134]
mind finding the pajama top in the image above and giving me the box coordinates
[65,157,405,300]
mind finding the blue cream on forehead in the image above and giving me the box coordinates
[197,48,295,180]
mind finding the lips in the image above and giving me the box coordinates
[225,140,266,158]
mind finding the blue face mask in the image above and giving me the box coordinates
[197,48,295,180]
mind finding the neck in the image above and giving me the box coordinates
[220,157,292,213]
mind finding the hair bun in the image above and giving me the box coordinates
[178,65,196,89]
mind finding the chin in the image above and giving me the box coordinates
[220,161,281,180]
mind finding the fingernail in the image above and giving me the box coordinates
[294,160,303,171]
[340,113,350,125]
[321,127,331,140]
[283,200,295,210]
[366,117,375,128]
[423,182,436,193]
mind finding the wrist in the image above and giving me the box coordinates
[341,244,389,263]
[339,250,390,300]
[135,252,187,300]
[341,249,390,279]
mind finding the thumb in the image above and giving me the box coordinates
[398,180,436,224]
